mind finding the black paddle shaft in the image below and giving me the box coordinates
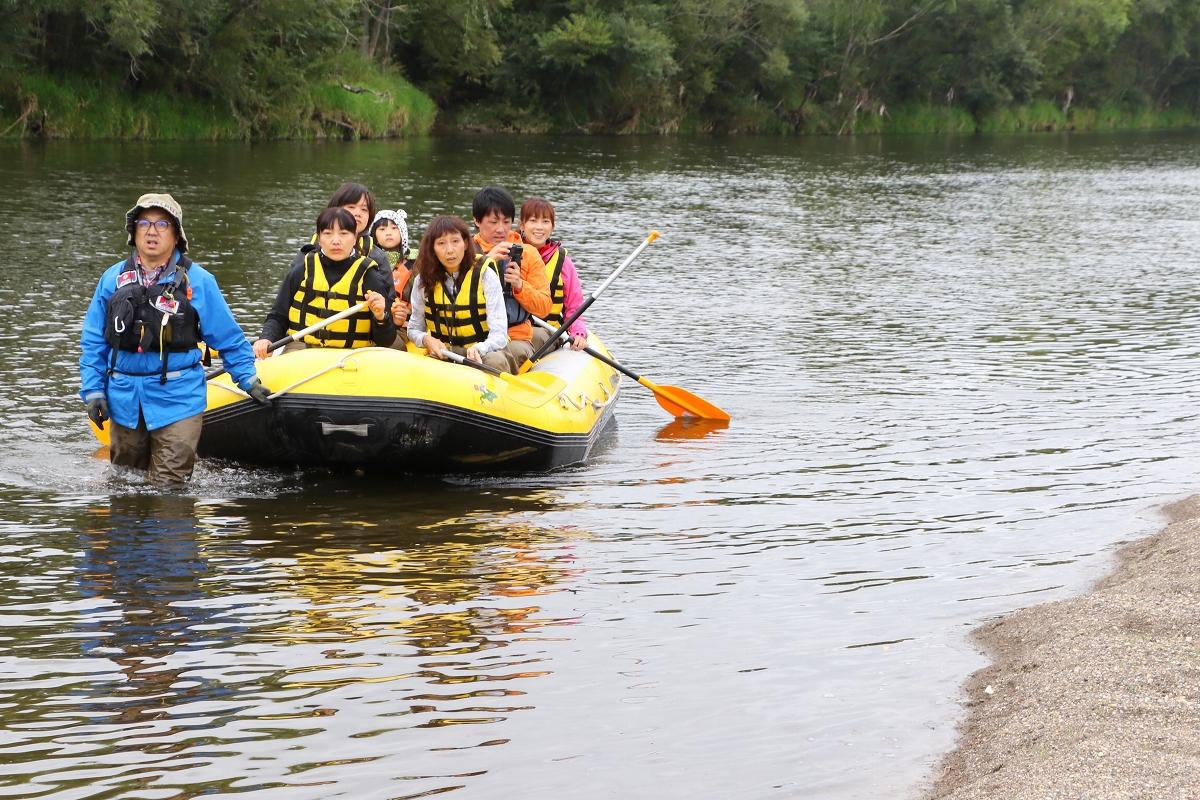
[441,350,504,376]
[526,295,596,365]
[579,343,642,382]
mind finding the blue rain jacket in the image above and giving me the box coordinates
[79,250,259,431]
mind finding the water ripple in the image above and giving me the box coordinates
[1,134,1200,797]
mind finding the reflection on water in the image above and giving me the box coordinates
[0,489,585,797]
[655,418,730,441]
[2,133,1200,796]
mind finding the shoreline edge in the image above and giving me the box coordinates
[924,495,1200,798]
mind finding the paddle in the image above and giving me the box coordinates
[439,349,504,376]
[205,301,370,380]
[530,317,729,420]
[517,230,659,374]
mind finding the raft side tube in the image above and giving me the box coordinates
[197,336,621,471]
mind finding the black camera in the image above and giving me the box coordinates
[507,243,523,266]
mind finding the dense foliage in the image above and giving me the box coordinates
[0,0,434,137]
[4,0,1200,135]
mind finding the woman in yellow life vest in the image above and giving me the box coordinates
[519,196,589,350]
[255,208,395,358]
[404,215,509,371]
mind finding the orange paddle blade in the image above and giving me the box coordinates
[638,378,730,420]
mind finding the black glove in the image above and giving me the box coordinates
[85,396,109,429]
[246,379,272,407]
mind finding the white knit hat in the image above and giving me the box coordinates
[370,209,409,254]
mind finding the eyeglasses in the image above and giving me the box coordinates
[135,220,173,232]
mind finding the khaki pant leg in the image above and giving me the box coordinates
[281,341,307,354]
[530,326,552,351]
[496,339,534,373]
[481,350,509,373]
[109,415,152,472]
[146,413,204,485]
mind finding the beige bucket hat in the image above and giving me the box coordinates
[125,193,188,253]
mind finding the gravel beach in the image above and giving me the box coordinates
[925,496,1200,799]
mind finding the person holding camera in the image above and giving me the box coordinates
[470,187,552,372]
[79,193,268,485]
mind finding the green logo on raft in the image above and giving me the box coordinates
[474,383,498,404]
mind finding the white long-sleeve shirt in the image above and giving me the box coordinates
[408,268,508,355]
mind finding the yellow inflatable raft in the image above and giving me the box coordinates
[194,337,621,471]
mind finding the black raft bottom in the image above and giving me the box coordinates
[198,395,614,472]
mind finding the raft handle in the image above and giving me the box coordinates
[319,422,373,437]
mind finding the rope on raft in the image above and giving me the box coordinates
[558,381,616,412]
[208,351,364,401]
[267,353,360,399]
[209,382,250,399]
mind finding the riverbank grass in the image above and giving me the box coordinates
[309,74,435,139]
[1,69,435,140]
[443,99,1200,135]
[813,101,1200,135]
[4,73,1197,139]
[4,75,238,139]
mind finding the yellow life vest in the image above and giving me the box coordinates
[425,260,491,347]
[542,242,568,325]
[287,251,375,348]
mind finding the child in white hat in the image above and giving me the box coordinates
[371,209,414,335]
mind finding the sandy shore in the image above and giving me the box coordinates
[925,496,1200,799]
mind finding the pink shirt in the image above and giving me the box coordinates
[540,242,588,338]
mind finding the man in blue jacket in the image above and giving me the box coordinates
[79,193,270,485]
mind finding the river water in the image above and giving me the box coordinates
[1,133,1199,798]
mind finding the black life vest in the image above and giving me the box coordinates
[474,242,531,327]
[103,256,202,384]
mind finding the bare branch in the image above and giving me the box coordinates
[340,83,392,101]
[864,0,942,47]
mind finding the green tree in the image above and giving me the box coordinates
[9,0,1200,135]
[883,0,1042,111]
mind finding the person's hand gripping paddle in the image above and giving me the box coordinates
[439,350,505,375]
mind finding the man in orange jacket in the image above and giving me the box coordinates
[472,187,553,372]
